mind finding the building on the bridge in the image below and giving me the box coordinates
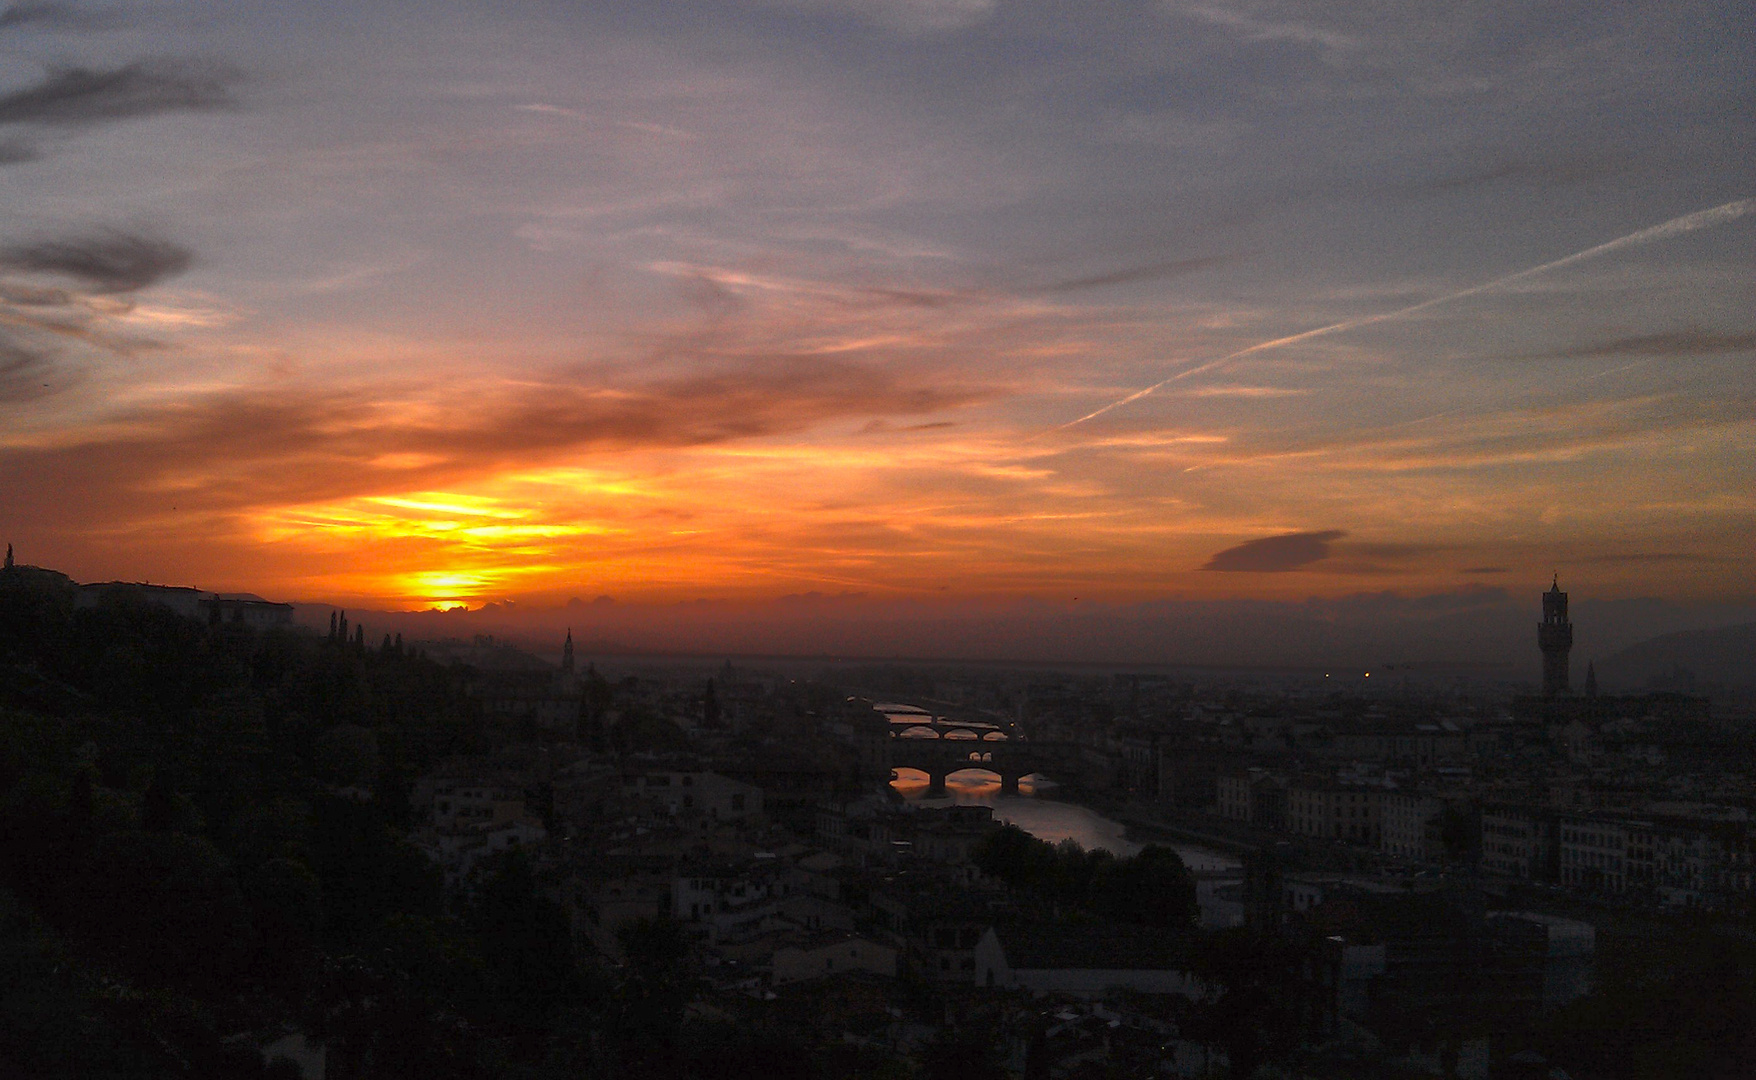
[884,731,1057,798]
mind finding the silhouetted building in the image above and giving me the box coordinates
[1538,576,1573,697]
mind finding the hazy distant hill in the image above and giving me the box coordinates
[1600,621,1756,692]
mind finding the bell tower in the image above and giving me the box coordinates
[1538,576,1573,697]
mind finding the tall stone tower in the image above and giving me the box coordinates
[1538,576,1573,697]
[562,628,575,674]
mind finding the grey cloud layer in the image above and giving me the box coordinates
[0,0,1747,603]
[0,59,240,126]
[1043,254,1237,293]
[0,232,193,293]
[0,230,197,402]
[1203,530,1347,572]
[1538,331,1756,360]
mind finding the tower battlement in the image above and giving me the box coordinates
[1538,576,1573,697]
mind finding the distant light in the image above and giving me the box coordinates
[1364,672,1371,678]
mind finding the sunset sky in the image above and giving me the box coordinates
[1,1,1751,615]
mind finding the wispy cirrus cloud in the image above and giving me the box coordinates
[1173,3,1359,53]
[1178,384,1309,398]
[770,0,998,34]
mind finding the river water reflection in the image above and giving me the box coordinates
[891,767,1238,874]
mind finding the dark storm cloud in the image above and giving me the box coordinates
[1202,530,1346,572]
[1044,255,1235,293]
[0,59,240,127]
[1536,330,1756,360]
[0,232,192,293]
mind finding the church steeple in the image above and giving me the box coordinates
[1585,661,1598,698]
[562,628,575,673]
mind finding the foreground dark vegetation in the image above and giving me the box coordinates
[2,569,1753,1079]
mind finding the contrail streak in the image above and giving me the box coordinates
[1053,198,1755,431]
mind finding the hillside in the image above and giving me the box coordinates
[1600,621,1756,693]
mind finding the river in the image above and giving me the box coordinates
[875,702,1240,876]
[889,766,1239,874]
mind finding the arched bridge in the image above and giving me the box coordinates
[855,699,1081,795]
[887,737,1082,796]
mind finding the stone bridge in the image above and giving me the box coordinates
[886,734,1082,795]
